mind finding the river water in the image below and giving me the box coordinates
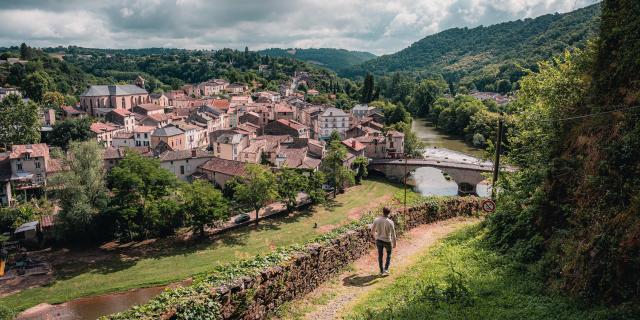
[410,118,492,197]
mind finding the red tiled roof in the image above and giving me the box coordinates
[90,122,120,134]
[110,108,133,117]
[387,130,404,138]
[9,143,49,159]
[136,103,164,111]
[198,157,247,177]
[61,105,84,115]
[46,158,65,173]
[275,104,294,113]
[158,150,213,162]
[341,138,366,152]
[211,99,230,110]
[134,125,156,133]
[275,119,307,130]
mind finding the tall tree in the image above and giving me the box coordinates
[276,168,306,212]
[42,91,65,112]
[50,141,108,240]
[410,79,445,116]
[0,94,40,147]
[360,73,375,103]
[107,152,179,239]
[23,71,52,102]
[19,43,33,60]
[234,164,278,225]
[181,180,229,237]
[46,117,93,149]
[322,140,355,197]
[352,156,368,184]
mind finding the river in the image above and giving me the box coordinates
[410,118,492,197]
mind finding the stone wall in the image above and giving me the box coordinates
[210,198,480,320]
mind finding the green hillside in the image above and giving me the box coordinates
[258,48,376,71]
[342,3,601,91]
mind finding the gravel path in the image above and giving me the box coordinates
[275,216,479,320]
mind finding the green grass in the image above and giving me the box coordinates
[344,225,639,320]
[1,179,403,312]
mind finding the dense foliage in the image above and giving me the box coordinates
[258,48,376,72]
[486,0,640,305]
[342,4,600,93]
[0,94,40,148]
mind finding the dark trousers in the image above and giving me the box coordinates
[376,239,392,273]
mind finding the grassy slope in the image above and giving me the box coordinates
[343,225,634,320]
[1,179,401,312]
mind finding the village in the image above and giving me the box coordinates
[0,72,405,237]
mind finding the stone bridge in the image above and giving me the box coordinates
[368,158,496,195]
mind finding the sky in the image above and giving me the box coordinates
[0,0,599,55]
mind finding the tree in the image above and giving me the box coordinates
[328,130,342,144]
[49,141,108,241]
[360,73,374,103]
[387,103,411,125]
[410,80,446,116]
[352,156,368,184]
[234,164,278,225]
[307,171,327,204]
[181,180,229,237]
[42,91,65,112]
[0,94,40,148]
[107,152,180,239]
[46,118,93,149]
[322,140,355,197]
[20,43,33,60]
[23,71,52,102]
[276,168,306,211]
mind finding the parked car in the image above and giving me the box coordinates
[234,213,251,224]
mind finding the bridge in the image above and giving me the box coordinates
[368,158,498,195]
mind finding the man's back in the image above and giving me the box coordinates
[372,216,396,243]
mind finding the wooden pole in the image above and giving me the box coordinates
[403,154,407,213]
[491,116,504,200]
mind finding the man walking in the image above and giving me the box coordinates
[371,207,397,276]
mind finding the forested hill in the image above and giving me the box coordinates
[342,3,600,91]
[258,48,376,72]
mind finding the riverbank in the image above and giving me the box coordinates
[2,179,404,318]
[411,118,485,159]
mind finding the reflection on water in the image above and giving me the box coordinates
[409,167,458,196]
[411,118,484,158]
[410,118,492,197]
[17,280,191,320]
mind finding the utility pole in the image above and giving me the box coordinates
[491,115,504,200]
[403,153,408,214]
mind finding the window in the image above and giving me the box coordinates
[180,165,185,175]
[36,174,42,183]
[16,162,22,171]
[23,154,31,160]
[35,161,40,169]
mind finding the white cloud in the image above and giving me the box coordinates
[0,0,599,54]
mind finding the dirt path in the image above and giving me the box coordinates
[275,216,480,320]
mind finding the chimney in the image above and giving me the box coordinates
[351,140,356,148]
[191,149,197,158]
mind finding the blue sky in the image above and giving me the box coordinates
[0,0,599,55]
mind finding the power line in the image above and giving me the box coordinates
[523,105,640,123]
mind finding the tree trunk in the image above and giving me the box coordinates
[255,207,260,225]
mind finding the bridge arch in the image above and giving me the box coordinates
[368,159,492,196]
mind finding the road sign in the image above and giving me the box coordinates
[481,199,496,213]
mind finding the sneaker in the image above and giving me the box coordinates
[383,270,389,276]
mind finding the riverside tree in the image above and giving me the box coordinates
[181,180,229,237]
[234,164,278,225]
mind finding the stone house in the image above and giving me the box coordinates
[7,144,63,190]
[112,132,136,148]
[133,103,165,116]
[226,83,246,94]
[106,109,136,132]
[274,104,295,121]
[195,157,247,188]
[386,130,405,158]
[264,119,309,138]
[318,107,349,140]
[61,106,86,119]
[213,133,249,161]
[171,121,206,150]
[91,122,125,147]
[151,126,186,151]
[150,93,169,107]
[159,149,213,181]
[133,125,155,147]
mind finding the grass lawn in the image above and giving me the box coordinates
[1,179,402,312]
[343,225,638,320]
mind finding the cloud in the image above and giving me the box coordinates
[0,0,599,54]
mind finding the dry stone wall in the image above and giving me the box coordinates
[107,197,479,320]
[212,198,479,320]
